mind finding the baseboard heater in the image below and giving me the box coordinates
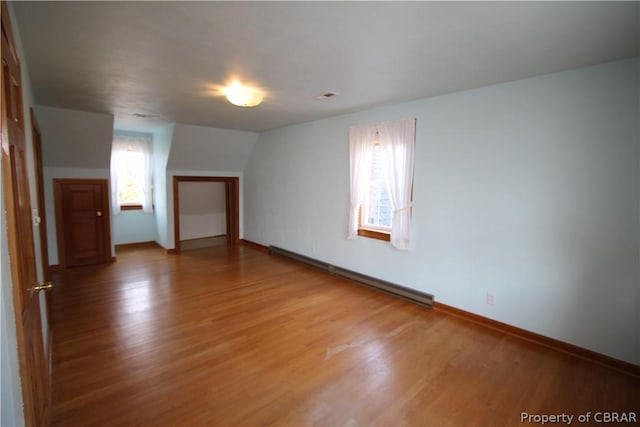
[268,246,434,308]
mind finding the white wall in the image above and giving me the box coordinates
[179,182,226,240]
[35,106,113,168]
[167,123,258,171]
[151,125,174,249]
[243,58,640,365]
[113,210,156,245]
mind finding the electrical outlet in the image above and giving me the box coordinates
[486,293,495,306]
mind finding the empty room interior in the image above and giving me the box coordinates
[1,1,639,426]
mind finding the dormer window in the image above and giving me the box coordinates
[110,133,153,214]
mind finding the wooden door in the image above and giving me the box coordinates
[54,179,111,268]
[1,2,50,425]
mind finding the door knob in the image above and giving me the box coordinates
[32,282,53,291]
[97,211,102,217]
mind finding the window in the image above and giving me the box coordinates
[110,133,153,214]
[348,118,416,250]
[116,149,145,205]
[360,142,392,236]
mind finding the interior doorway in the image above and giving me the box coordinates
[179,181,226,250]
[172,176,240,252]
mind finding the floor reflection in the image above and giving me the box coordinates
[119,280,153,315]
[114,280,160,359]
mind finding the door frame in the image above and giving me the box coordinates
[173,176,240,252]
[30,108,50,281]
[53,178,112,269]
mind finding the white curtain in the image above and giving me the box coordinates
[348,124,377,239]
[378,118,416,250]
[110,134,153,215]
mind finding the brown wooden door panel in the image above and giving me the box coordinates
[1,1,50,425]
[55,180,111,268]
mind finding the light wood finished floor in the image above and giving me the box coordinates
[50,245,639,426]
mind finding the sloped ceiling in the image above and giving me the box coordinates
[13,1,640,132]
[167,124,258,171]
[35,106,114,168]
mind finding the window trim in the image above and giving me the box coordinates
[119,204,143,211]
[357,205,391,241]
[357,227,391,242]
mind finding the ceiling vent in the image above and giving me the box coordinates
[131,113,160,119]
[316,92,339,100]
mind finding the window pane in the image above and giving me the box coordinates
[364,145,392,228]
[117,151,144,204]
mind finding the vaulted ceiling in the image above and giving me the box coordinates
[12,1,640,132]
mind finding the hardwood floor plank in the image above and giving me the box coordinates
[49,245,640,426]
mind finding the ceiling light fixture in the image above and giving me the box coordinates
[224,80,263,107]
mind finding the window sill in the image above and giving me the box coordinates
[120,204,143,211]
[357,228,391,242]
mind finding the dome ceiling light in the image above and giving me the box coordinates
[223,80,264,107]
